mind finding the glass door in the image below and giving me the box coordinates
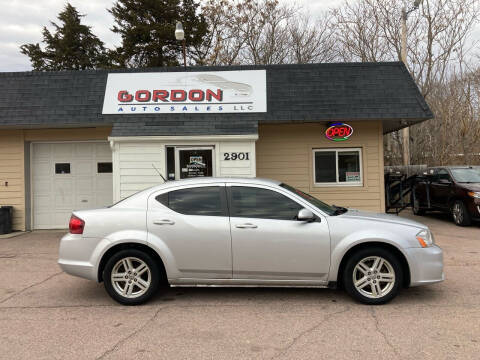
[174,147,215,179]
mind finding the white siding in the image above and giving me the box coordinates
[114,142,164,200]
[112,137,257,202]
[218,141,256,177]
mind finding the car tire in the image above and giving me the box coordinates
[103,249,160,305]
[343,247,403,305]
[452,200,471,226]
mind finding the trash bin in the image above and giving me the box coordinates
[0,206,13,235]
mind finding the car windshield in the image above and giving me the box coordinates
[450,168,480,183]
[280,183,338,216]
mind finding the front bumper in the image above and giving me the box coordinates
[466,198,480,220]
[58,233,109,282]
[405,245,444,287]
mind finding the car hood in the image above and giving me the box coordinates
[339,209,428,229]
[458,183,480,191]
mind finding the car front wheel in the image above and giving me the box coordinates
[343,247,403,305]
[452,200,471,226]
[103,249,160,305]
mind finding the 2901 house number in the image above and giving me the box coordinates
[223,152,250,160]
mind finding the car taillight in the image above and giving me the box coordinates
[69,215,85,234]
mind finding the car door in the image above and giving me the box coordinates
[147,184,232,279]
[430,168,453,210]
[228,184,331,283]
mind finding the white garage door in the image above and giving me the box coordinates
[32,142,113,229]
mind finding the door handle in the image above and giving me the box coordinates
[153,219,175,225]
[235,223,258,229]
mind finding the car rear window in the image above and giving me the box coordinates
[156,186,226,217]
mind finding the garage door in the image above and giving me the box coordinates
[32,142,113,229]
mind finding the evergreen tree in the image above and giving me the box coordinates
[20,3,109,71]
[109,0,208,67]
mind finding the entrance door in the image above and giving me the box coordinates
[175,147,214,179]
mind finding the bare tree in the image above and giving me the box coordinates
[194,0,337,65]
[332,0,480,166]
[288,13,337,64]
[195,0,480,166]
[411,67,480,165]
[332,1,395,62]
[332,0,479,96]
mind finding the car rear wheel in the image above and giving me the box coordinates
[452,200,471,226]
[103,249,160,305]
[343,247,403,305]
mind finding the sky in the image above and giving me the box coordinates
[0,0,343,72]
[0,0,478,72]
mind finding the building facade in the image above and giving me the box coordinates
[0,62,432,230]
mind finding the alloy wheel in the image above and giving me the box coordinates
[453,203,463,224]
[111,257,151,298]
[352,256,396,299]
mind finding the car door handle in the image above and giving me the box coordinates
[235,223,258,229]
[153,219,175,225]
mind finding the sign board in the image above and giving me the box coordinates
[325,122,354,141]
[346,172,360,182]
[102,70,267,114]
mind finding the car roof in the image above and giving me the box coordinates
[111,177,283,208]
[159,177,281,188]
[146,177,282,193]
[427,166,477,170]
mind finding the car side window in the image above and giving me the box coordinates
[155,186,226,217]
[436,169,451,182]
[229,186,303,220]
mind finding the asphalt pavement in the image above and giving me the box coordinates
[0,211,479,359]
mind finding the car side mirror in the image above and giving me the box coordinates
[439,178,452,185]
[297,208,315,222]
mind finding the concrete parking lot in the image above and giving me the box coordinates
[0,211,479,360]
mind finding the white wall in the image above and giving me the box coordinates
[111,136,257,202]
[113,141,164,201]
[218,141,256,177]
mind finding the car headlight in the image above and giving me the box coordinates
[416,229,434,248]
[468,191,480,199]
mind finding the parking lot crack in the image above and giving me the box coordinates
[270,306,350,359]
[95,306,166,360]
[0,270,64,305]
[370,307,401,359]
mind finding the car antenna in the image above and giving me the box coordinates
[152,164,167,183]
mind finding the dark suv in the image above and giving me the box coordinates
[412,166,480,226]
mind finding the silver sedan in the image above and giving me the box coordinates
[58,177,444,305]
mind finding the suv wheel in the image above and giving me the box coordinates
[103,249,160,305]
[343,247,403,305]
[452,200,471,226]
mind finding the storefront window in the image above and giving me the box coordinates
[314,148,362,185]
